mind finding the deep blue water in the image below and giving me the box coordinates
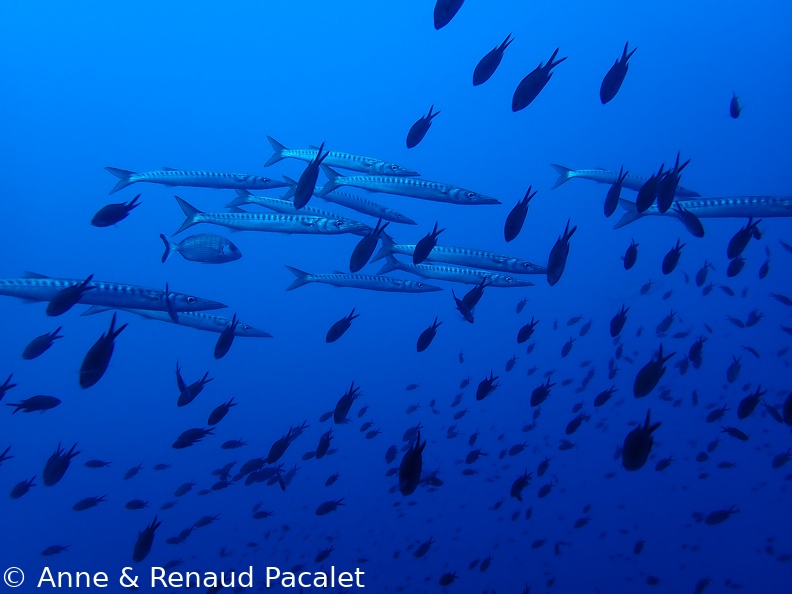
[1,1,792,592]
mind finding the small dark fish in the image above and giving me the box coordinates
[416,317,442,352]
[662,239,685,275]
[623,239,638,270]
[213,314,239,359]
[406,105,440,149]
[610,305,629,338]
[737,386,765,419]
[473,34,514,86]
[729,92,741,118]
[622,410,661,471]
[604,166,628,217]
[79,313,128,388]
[547,219,576,286]
[720,425,749,441]
[293,142,329,209]
[132,517,162,562]
[91,194,141,227]
[726,256,745,278]
[634,344,674,397]
[727,218,761,259]
[476,372,499,401]
[413,222,445,264]
[516,298,527,314]
[517,317,539,343]
[673,202,705,237]
[433,0,465,30]
[504,186,536,242]
[704,505,739,525]
[43,442,80,486]
[208,398,237,426]
[600,42,637,104]
[636,164,665,213]
[22,327,64,359]
[695,261,713,287]
[6,395,61,414]
[326,308,360,343]
[399,432,426,496]
[512,48,567,112]
[350,219,389,272]
[47,274,95,316]
[657,154,690,214]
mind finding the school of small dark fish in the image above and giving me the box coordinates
[2,2,791,593]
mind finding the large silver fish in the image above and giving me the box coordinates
[318,166,501,206]
[225,190,373,236]
[285,266,441,293]
[106,166,287,194]
[173,197,368,236]
[377,256,534,287]
[264,136,419,176]
[0,273,226,312]
[551,164,700,197]
[81,306,272,337]
[373,234,546,274]
[282,178,417,225]
[615,196,792,234]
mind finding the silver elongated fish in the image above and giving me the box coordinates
[81,306,272,337]
[377,256,534,287]
[173,197,368,236]
[225,190,373,236]
[285,266,441,293]
[264,136,419,176]
[106,166,287,194]
[0,273,226,312]
[282,178,417,225]
[373,234,546,274]
[318,166,501,205]
[551,164,700,197]
[615,196,792,233]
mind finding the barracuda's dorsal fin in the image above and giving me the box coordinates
[23,271,50,279]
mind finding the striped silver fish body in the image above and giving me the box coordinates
[386,243,546,274]
[83,307,271,337]
[381,259,535,287]
[551,165,699,197]
[235,195,372,235]
[132,169,286,190]
[322,175,501,205]
[316,188,417,225]
[645,196,792,218]
[286,267,441,293]
[0,276,226,311]
[193,211,368,235]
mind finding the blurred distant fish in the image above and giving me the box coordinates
[285,266,442,293]
[378,256,534,287]
[173,197,368,236]
[374,235,545,274]
[473,34,514,86]
[600,42,636,104]
[550,165,700,197]
[160,234,241,264]
[319,166,501,205]
[81,306,272,338]
[264,136,418,176]
[729,92,742,119]
[0,273,225,313]
[434,0,464,29]
[106,166,286,194]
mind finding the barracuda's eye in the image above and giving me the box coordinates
[242,324,251,331]
[335,220,344,228]
[505,277,513,283]
[389,164,399,171]
[187,296,196,304]
[467,192,475,198]
[417,283,425,288]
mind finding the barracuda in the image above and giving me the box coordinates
[551,164,700,197]
[225,191,373,236]
[0,273,226,312]
[81,306,272,337]
[105,167,287,194]
[285,266,442,293]
[174,197,369,236]
[318,166,501,206]
[372,234,546,274]
[282,178,417,225]
[264,136,419,176]
[377,256,535,287]
[615,196,792,233]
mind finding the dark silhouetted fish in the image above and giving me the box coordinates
[604,166,628,217]
[22,327,64,359]
[657,153,690,214]
[547,219,576,286]
[662,239,685,275]
[504,186,536,242]
[213,314,239,359]
[350,220,389,272]
[326,309,360,343]
[600,42,636,104]
[7,395,61,414]
[433,0,464,29]
[406,106,440,149]
[413,222,445,264]
[417,318,442,352]
[473,34,514,86]
[512,48,567,111]
[399,432,426,495]
[727,218,761,259]
[293,142,329,209]
[634,344,674,397]
[623,239,638,270]
[132,517,162,562]
[636,164,665,213]
[42,443,79,486]
[622,410,661,470]
[79,313,127,389]
[92,194,141,227]
[729,93,741,119]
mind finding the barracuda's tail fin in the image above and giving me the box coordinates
[550,164,575,190]
[371,232,397,263]
[174,196,202,234]
[105,167,135,194]
[318,165,341,196]
[285,266,311,291]
[613,199,646,229]
[281,175,297,200]
[376,255,400,275]
[225,189,253,209]
[264,136,287,168]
